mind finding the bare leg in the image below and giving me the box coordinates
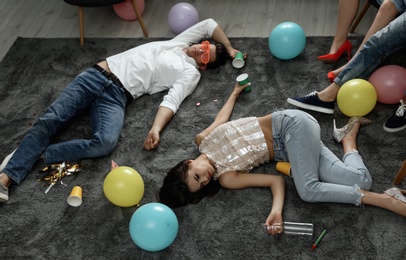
[317,82,340,102]
[339,120,406,217]
[332,0,399,75]
[328,0,360,54]
[361,190,406,217]
[340,120,361,153]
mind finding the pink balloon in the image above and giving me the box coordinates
[168,3,199,34]
[369,65,406,104]
[113,0,145,21]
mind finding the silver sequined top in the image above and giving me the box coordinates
[199,117,270,179]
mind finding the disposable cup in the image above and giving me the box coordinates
[276,162,291,176]
[236,73,251,92]
[67,186,82,207]
[232,52,245,68]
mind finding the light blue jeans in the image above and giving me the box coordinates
[271,110,372,206]
[335,12,406,86]
[376,0,406,13]
[3,67,128,184]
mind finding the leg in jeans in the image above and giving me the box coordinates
[335,12,406,86]
[315,13,406,103]
[272,110,365,205]
[332,0,401,76]
[44,75,126,163]
[287,13,406,108]
[2,68,126,184]
[318,144,372,190]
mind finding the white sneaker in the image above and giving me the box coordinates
[0,183,9,202]
[0,149,16,172]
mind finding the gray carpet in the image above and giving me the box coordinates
[0,37,405,260]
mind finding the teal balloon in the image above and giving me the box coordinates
[269,22,306,60]
[129,203,179,252]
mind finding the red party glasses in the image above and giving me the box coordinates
[200,41,211,68]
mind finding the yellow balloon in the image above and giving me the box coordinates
[337,79,377,117]
[103,166,144,207]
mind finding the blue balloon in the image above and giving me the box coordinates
[269,22,306,60]
[129,202,179,252]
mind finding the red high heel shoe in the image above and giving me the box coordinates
[317,40,352,63]
[327,71,336,82]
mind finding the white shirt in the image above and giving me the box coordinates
[106,19,218,113]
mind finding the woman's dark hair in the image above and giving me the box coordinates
[199,39,229,70]
[158,159,221,208]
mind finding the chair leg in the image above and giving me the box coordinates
[349,1,371,33]
[78,6,85,47]
[130,0,148,37]
[393,159,406,185]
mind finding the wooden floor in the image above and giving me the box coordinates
[0,0,377,62]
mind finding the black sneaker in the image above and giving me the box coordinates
[287,91,335,114]
[383,99,406,133]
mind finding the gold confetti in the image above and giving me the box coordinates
[37,161,83,193]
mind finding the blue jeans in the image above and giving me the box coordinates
[376,0,406,13]
[3,67,127,184]
[271,110,372,206]
[335,13,406,86]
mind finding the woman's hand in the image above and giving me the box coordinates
[196,81,250,143]
[265,211,283,236]
[232,81,250,95]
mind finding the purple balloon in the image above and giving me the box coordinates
[168,3,199,34]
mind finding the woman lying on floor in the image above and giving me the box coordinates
[158,81,406,234]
